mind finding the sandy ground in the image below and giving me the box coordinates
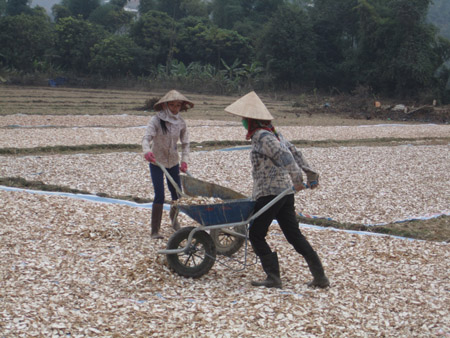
[1,115,449,337]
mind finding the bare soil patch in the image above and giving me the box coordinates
[2,85,448,124]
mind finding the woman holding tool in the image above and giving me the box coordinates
[142,90,193,239]
[224,91,329,288]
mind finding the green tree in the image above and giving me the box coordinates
[88,3,134,32]
[139,0,157,15]
[309,0,359,89]
[388,0,437,96]
[0,12,53,71]
[156,0,208,19]
[5,0,31,16]
[176,17,213,64]
[177,20,252,68]
[210,0,242,29]
[140,0,208,19]
[157,0,186,19]
[179,14,211,28]
[428,0,450,40]
[204,26,252,68]
[240,0,284,22]
[61,0,100,19]
[89,35,148,76]
[110,0,127,7]
[53,16,107,73]
[0,0,7,16]
[257,4,317,88]
[355,0,445,97]
[211,0,287,39]
[52,4,71,21]
[179,0,209,18]
[129,10,177,66]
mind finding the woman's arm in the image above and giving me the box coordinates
[142,116,158,154]
[285,138,319,185]
[179,123,190,164]
[257,131,304,186]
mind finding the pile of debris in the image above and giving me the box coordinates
[319,93,450,123]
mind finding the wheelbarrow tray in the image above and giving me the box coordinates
[177,199,256,226]
[180,175,246,200]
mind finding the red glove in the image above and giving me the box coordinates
[180,162,188,173]
[144,151,156,163]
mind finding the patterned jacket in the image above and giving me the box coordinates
[250,129,319,199]
[142,115,189,168]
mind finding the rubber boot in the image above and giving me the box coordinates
[151,203,164,239]
[251,252,282,289]
[170,205,180,231]
[305,251,330,288]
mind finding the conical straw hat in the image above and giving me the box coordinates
[154,90,194,111]
[224,91,274,120]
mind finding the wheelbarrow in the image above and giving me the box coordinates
[156,161,249,257]
[155,161,294,278]
[179,175,250,256]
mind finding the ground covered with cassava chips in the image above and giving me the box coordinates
[0,86,449,337]
[1,189,449,337]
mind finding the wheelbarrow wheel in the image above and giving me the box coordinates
[210,225,246,257]
[166,227,216,278]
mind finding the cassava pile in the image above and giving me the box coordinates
[173,196,224,206]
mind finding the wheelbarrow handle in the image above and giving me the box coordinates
[157,186,296,255]
[154,161,188,199]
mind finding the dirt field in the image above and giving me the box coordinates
[0,86,449,337]
[1,85,449,124]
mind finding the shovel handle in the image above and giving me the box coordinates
[154,161,187,198]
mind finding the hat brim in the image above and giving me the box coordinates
[154,90,194,111]
[224,91,274,120]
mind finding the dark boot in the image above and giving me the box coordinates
[305,251,330,288]
[151,203,164,239]
[170,205,180,231]
[251,252,282,289]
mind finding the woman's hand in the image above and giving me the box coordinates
[293,182,306,192]
[144,151,156,163]
[180,162,188,173]
[307,180,319,189]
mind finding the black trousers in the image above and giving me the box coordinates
[249,193,317,259]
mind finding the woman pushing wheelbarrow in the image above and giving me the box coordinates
[224,91,330,289]
[158,91,329,289]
